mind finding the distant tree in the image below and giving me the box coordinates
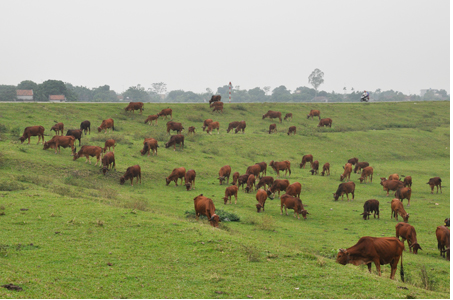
[271,85,291,102]
[263,86,271,96]
[150,82,167,95]
[67,84,92,102]
[308,68,324,98]
[0,85,16,101]
[36,79,71,101]
[248,87,266,102]
[206,88,213,95]
[123,84,150,102]
[216,85,230,100]
[17,80,38,91]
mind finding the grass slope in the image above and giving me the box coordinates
[0,101,450,299]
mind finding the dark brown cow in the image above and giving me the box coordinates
[202,119,213,131]
[193,194,220,227]
[340,163,353,182]
[427,177,442,194]
[280,194,308,220]
[158,108,172,120]
[402,176,412,188]
[232,172,240,186]
[211,101,224,113]
[445,218,450,227]
[380,178,404,196]
[165,134,184,151]
[245,174,256,193]
[188,126,196,135]
[166,121,184,135]
[209,95,221,104]
[43,135,75,154]
[97,118,114,133]
[73,145,103,166]
[144,114,159,126]
[262,110,282,123]
[223,185,238,204]
[255,176,274,191]
[206,121,220,134]
[256,189,268,212]
[284,113,293,121]
[237,174,249,190]
[103,139,116,153]
[235,121,246,134]
[286,182,301,198]
[226,121,240,133]
[66,129,83,146]
[359,166,373,184]
[140,138,158,156]
[395,223,422,254]
[80,120,91,135]
[50,122,64,135]
[391,199,409,223]
[245,164,261,179]
[362,199,380,220]
[255,161,267,177]
[101,151,116,175]
[268,123,277,134]
[218,165,232,185]
[299,154,313,169]
[166,167,186,186]
[267,179,290,199]
[124,102,144,114]
[287,126,296,135]
[436,226,450,260]
[336,236,404,280]
[19,126,45,144]
[348,157,359,165]
[309,160,319,175]
[184,169,196,191]
[269,160,291,177]
[354,161,369,173]
[317,118,332,127]
[321,162,330,176]
[333,182,355,201]
[120,165,141,186]
[307,109,321,120]
[395,187,412,206]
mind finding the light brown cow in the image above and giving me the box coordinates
[268,123,277,134]
[226,121,240,133]
[218,165,232,185]
[256,189,268,212]
[286,182,301,198]
[436,226,450,260]
[255,176,274,191]
[269,160,291,177]
[223,185,238,204]
[427,177,442,194]
[359,166,373,184]
[245,164,261,179]
[101,151,116,175]
[299,154,313,169]
[307,109,321,120]
[202,119,213,131]
[206,121,220,134]
[103,139,116,153]
[388,173,400,181]
[245,174,256,193]
[165,134,184,151]
[340,163,353,182]
[120,165,141,186]
[211,101,224,113]
[97,118,114,133]
[317,118,332,127]
[158,108,173,120]
[166,167,186,186]
[395,187,412,206]
[144,114,159,126]
[140,138,158,156]
[262,110,282,123]
[391,199,409,223]
[310,160,319,175]
[395,222,422,254]
[380,178,405,196]
[193,194,220,227]
[235,121,246,134]
[232,172,240,186]
[284,113,293,121]
[280,194,308,220]
[321,162,330,176]
[184,169,196,191]
[50,122,64,135]
[19,126,45,144]
[124,102,144,114]
[402,176,412,188]
[255,161,267,177]
[73,145,103,165]
[287,126,296,135]
[43,135,75,154]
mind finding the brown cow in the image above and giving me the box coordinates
[209,95,221,104]
[73,145,103,165]
[235,121,246,134]
[321,162,330,176]
[124,102,144,114]
[262,110,282,123]
[50,122,64,135]
[354,161,369,174]
[188,126,196,135]
[267,179,290,199]
[19,126,45,144]
[284,113,293,121]
[340,163,353,182]
[395,187,412,206]
[402,176,412,188]
[299,154,313,169]
[280,194,308,220]
[436,226,450,260]
[202,119,213,131]
[43,135,75,154]
[362,199,380,220]
[395,223,422,254]
[103,139,116,153]
[427,177,442,194]
[101,151,116,175]
[144,114,159,126]
[245,164,261,179]
[255,176,274,191]
[309,160,319,175]
[256,189,268,212]
[206,121,220,134]
[348,157,359,165]
[166,121,184,135]
[184,169,196,191]
[245,174,256,193]
[66,129,83,146]
[158,108,172,120]
[359,166,373,184]
[317,118,332,127]
[287,126,296,135]
[140,138,158,156]
[269,160,291,177]
[165,134,184,151]
[120,165,141,186]
[232,172,240,186]
[97,118,114,133]
[218,165,232,185]
[391,199,409,223]
[268,123,277,134]
[237,174,249,190]
[388,173,399,181]
[255,161,267,177]
[223,185,238,204]
[336,236,404,280]
[226,121,240,133]
[80,120,90,135]
[307,109,321,120]
[380,178,405,196]
[193,194,220,227]
[166,167,186,186]
[333,182,355,201]
[286,182,301,198]
[211,101,224,113]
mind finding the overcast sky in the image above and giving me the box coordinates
[1,0,450,95]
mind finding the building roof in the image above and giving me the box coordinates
[49,95,66,100]
[17,90,33,96]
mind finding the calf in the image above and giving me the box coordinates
[287,126,296,135]
[165,134,184,151]
[188,126,196,135]
[232,172,240,186]
[245,174,256,193]
[321,162,330,176]
[223,185,238,204]
[73,145,103,166]
[245,164,261,179]
[381,178,405,196]
[340,163,353,182]
[333,182,355,201]
[158,108,172,120]
[262,110,282,123]
[144,114,159,126]
[286,182,301,198]
[317,118,332,127]
[256,189,268,212]
[43,135,75,154]
[19,126,45,144]
[120,165,141,186]
[361,199,380,220]
[436,226,450,260]
[402,176,412,188]
[218,165,232,185]
[97,118,114,133]
[50,122,64,135]
[284,113,293,121]
[184,169,196,191]
[427,177,442,194]
[226,121,240,133]
[309,160,319,175]
[299,154,313,169]
[395,187,412,206]
[395,223,422,254]
[359,166,373,183]
[166,167,186,186]
[237,174,249,190]
[348,157,359,165]
[391,199,409,223]
[140,138,158,156]
[66,129,82,146]
[354,161,369,174]
[267,179,290,199]
[101,151,116,175]
[206,121,220,134]
[211,101,224,113]
[193,194,220,227]
[103,139,116,153]
[307,109,321,120]
[80,120,91,135]
[268,123,277,134]
[255,176,274,191]
[269,160,291,177]
[166,121,184,135]
[202,119,213,131]
[280,194,308,220]
[235,121,246,134]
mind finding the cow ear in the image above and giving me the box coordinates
[339,248,346,253]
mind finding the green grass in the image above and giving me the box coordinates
[0,101,450,298]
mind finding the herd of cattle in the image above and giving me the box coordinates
[17,97,449,281]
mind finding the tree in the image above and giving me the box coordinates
[271,85,291,102]
[150,82,167,95]
[248,87,266,102]
[123,85,150,102]
[263,86,271,96]
[0,85,16,101]
[17,80,38,91]
[308,68,324,98]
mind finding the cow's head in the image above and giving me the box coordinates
[266,189,274,199]
[245,186,250,193]
[165,177,171,186]
[43,142,51,150]
[19,136,26,143]
[445,218,450,227]
[411,243,422,254]
[256,203,263,213]
[218,176,225,184]
[336,249,349,265]
[359,177,365,183]
[102,167,109,176]
[209,214,220,227]
[403,213,409,223]
[300,209,309,220]
[340,174,345,181]
[333,193,340,201]
[120,176,126,185]
[97,127,102,133]
[361,212,371,220]
[310,169,315,175]
[321,171,325,176]
[185,183,192,191]
[380,177,387,185]
[223,196,229,205]
[164,141,172,148]
[306,114,310,119]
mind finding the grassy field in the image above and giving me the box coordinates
[0,101,450,299]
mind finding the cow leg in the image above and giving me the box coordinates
[374,259,382,276]
[367,263,372,273]
[234,194,237,204]
[180,177,184,186]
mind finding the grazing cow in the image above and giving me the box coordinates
[321,162,330,176]
[359,166,374,184]
[340,163,353,182]
[140,138,158,156]
[97,118,114,133]
[184,169,196,191]
[395,187,412,206]
[209,95,221,104]
[235,121,246,134]
[388,173,400,181]
[402,176,412,188]
[267,179,290,199]
[262,110,282,123]
[101,151,116,175]
[193,194,220,227]
[280,194,308,220]
[256,189,268,213]
[427,177,442,194]
[380,178,405,196]
[255,161,267,177]
[362,199,380,220]
[287,126,296,135]
[436,226,450,260]
[299,154,313,169]
[245,164,261,179]
[445,218,450,227]
[348,157,359,165]
[268,123,277,134]
[307,109,321,120]
[73,145,103,166]
[165,134,184,151]
[66,129,83,146]
[317,118,332,127]
[188,126,196,135]
[144,114,159,126]
[80,120,91,135]
[395,223,422,254]
[158,108,173,120]
[211,101,224,113]
[391,199,409,223]
[309,160,319,175]
[255,176,274,191]
[166,167,186,186]
[286,182,301,198]
[124,102,144,114]
[103,139,116,153]
[226,121,240,133]
[202,119,213,131]
[284,113,293,121]
[218,165,232,185]
[19,126,45,144]
[333,182,355,201]
[223,185,238,204]
[237,174,249,190]
[245,174,256,193]
[232,172,240,186]
[166,121,184,135]
[50,122,64,135]
[206,121,220,134]
[354,161,369,174]
[43,135,75,154]
[336,236,404,280]
[120,165,141,186]
[269,160,291,177]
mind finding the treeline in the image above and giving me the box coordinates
[0,79,449,102]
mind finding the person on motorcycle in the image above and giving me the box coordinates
[361,90,370,102]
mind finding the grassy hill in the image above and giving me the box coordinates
[0,101,450,298]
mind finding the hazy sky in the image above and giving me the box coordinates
[1,0,450,95]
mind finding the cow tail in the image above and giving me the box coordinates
[400,251,405,282]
